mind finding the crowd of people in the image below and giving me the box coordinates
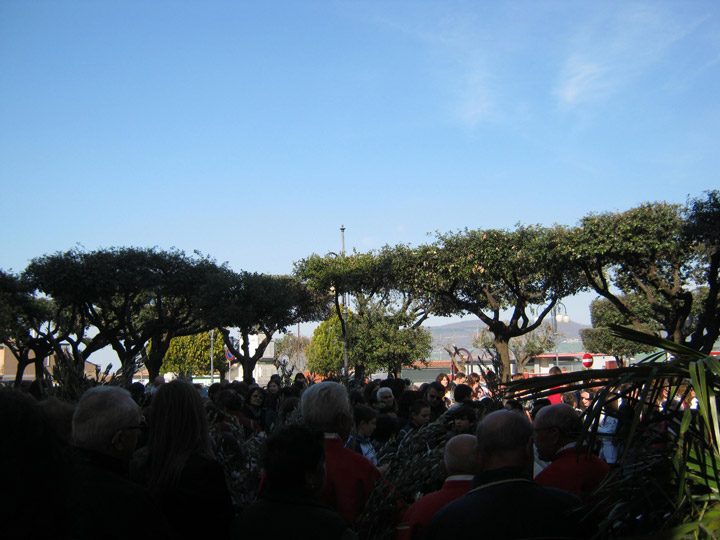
[2,368,696,540]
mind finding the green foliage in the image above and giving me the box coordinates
[358,418,452,539]
[306,302,432,378]
[507,326,720,539]
[23,247,226,382]
[160,331,225,378]
[409,225,583,381]
[580,296,658,363]
[472,322,556,374]
[568,194,720,353]
[215,271,327,383]
[306,313,346,377]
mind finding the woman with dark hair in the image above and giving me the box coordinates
[135,379,233,540]
[242,385,267,432]
[233,424,356,539]
[266,379,281,396]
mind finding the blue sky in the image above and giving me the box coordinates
[2,1,719,329]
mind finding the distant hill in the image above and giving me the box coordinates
[422,318,590,359]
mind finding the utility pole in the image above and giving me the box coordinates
[341,224,349,387]
[210,329,214,384]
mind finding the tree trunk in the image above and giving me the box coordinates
[146,333,172,382]
[494,338,512,383]
[13,355,30,388]
[34,354,46,396]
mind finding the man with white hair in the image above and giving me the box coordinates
[69,386,169,540]
[301,381,383,525]
[376,386,396,411]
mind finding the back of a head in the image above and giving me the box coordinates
[263,424,325,490]
[443,434,478,476]
[353,404,377,426]
[72,386,139,452]
[476,410,533,463]
[301,381,352,433]
[453,384,473,403]
[149,379,211,458]
[530,398,552,420]
[535,403,580,441]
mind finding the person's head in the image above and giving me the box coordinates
[504,399,525,414]
[295,372,307,383]
[426,381,446,408]
[353,404,377,439]
[410,399,431,428]
[374,413,399,443]
[530,398,552,421]
[129,382,146,405]
[533,403,580,462]
[454,372,467,384]
[153,375,165,388]
[579,391,593,410]
[149,379,212,456]
[452,405,477,434]
[72,386,142,461]
[476,410,534,472]
[248,386,265,409]
[436,373,450,388]
[146,379,213,492]
[215,389,244,412]
[208,382,224,403]
[443,434,478,476]
[301,381,353,440]
[263,424,326,493]
[266,380,281,395]
[548,366,562,376]
[377,387,395,407]
[453,384,473,404]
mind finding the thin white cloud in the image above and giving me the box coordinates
[554,59,608,105]
[554,4,706,107]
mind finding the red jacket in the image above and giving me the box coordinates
[534,446,610,500]
[398,476,474,540]
[320,436,382,524]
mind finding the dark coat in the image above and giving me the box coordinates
[233,487,357,540]
[68,447,171,540]
[424,466,584,540]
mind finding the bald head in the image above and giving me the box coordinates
[533,404,581,462]
[534,404,579,438]
[443,434,478,476]
[474,410,534,473]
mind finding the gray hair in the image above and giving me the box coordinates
[301,381,352,432]
[72,386,139,451]
[377,387,393,400]
[476,410,533,458]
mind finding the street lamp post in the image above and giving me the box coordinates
[340,225,349,387]
[210,329,215,385]
[551,303,570,367]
